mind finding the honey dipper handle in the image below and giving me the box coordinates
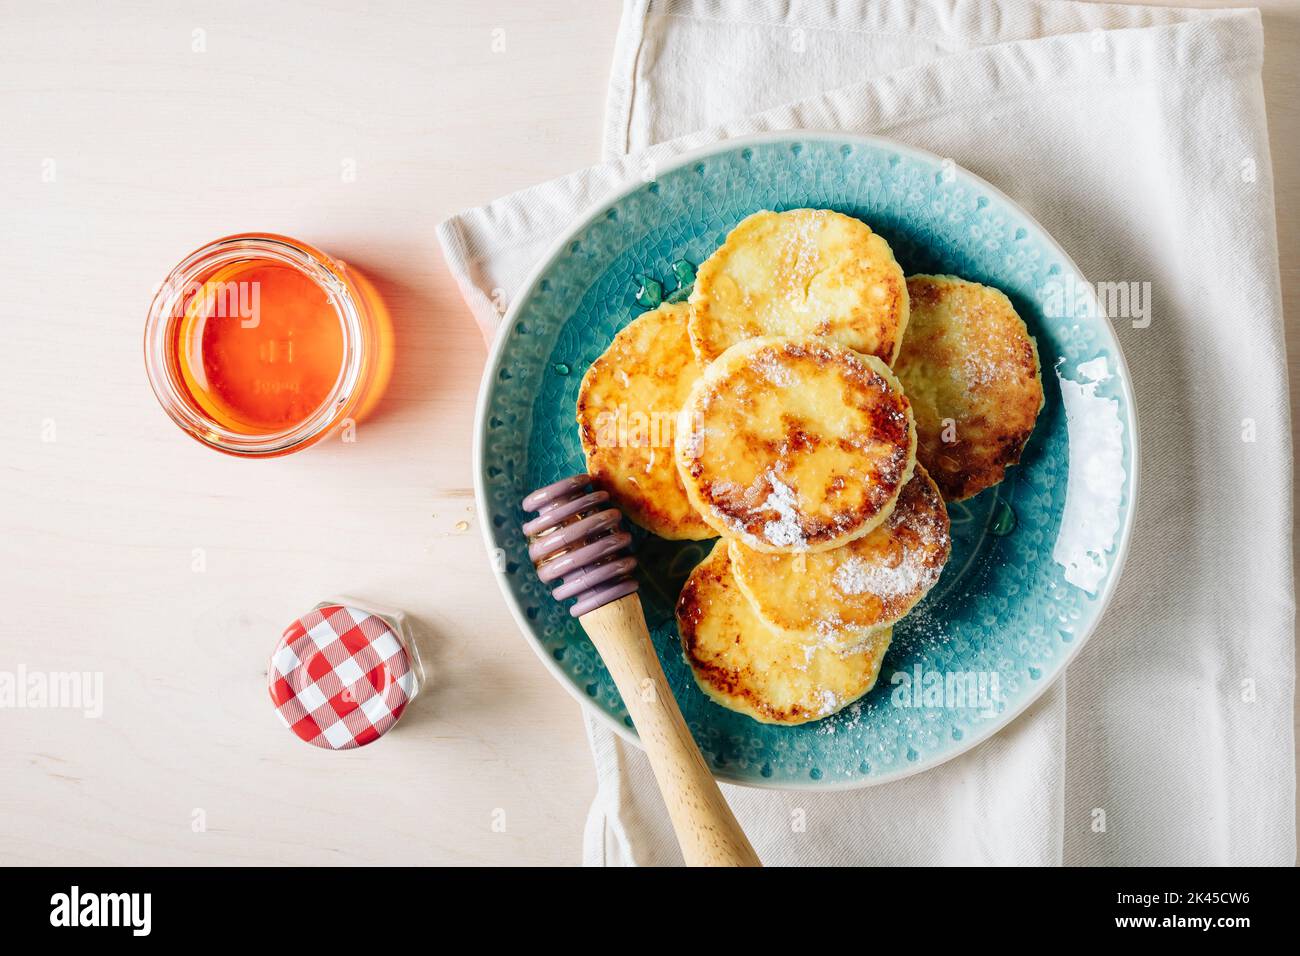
[579,593,761,867]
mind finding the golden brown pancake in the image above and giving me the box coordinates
[893,275,1044,501]
[688,209,909,365]
[576,302,715,539]
[677,541,893,725]
[674,336,916,553]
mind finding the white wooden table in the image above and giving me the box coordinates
[1,0,1295,865]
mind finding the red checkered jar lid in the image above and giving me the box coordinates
[269,603,416,749]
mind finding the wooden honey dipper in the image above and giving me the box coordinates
[522,474,761,867]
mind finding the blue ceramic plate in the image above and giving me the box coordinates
[474,132,1137,789]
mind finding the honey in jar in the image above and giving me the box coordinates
[145,233,392,456]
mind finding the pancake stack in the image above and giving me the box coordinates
[575,208,1043,725]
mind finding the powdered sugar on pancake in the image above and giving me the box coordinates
[759,472,806,549]
[752,349,796,387]
[833,549,929,601]
[775,209,828,314]
[822,473,948,617]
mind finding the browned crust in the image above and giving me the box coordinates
[919,412,1038,501]
[871,271,908,364]
[685,340,914,549]
[675,556,815,724]
[871,463,951,619]
[898,276,1044,502]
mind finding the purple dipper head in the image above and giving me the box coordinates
[520,474,639,617]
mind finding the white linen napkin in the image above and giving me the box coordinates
[439,0,1294,865]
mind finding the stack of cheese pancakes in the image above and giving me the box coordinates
[577,209,1043,725]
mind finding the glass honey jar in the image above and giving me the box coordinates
[144,233,393,457]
